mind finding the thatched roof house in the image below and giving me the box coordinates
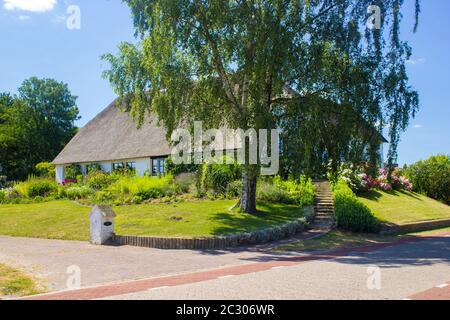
[52,100,176,182]
[53,94,387,183]
[52,99,244,183]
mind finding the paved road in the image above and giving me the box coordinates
[98,235,450,300]
[2,232,450,300]
[0,234,316,292]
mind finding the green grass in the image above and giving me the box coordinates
[0,200,91,240]
[357,190,450,224]
[0,200,304,240]
[0,264,43,298]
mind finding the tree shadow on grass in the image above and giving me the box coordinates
[359,190,423,202]
[208,204,303,237]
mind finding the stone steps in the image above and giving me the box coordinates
[310,180,336,230]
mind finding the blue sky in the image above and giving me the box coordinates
[0,0,448,165]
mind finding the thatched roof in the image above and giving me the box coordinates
[53,101,173,165]
[53,100,242,165]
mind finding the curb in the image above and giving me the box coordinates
[380,218,450,235]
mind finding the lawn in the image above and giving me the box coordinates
[0,264,43,299]
[357,190,450,224]
[0,200,304,240]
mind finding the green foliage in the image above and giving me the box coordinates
[65,186,94,200]
[166,157,199,176]
[103,0,420,212]
[257,176,315,206]
[35,162,55,178]
[333,180,379,233]
[14,177,58,198]
[86,163,103,173]
[64,165,82,180]
[403,155,450,204]
[105,175,177,204]
[201,161,241,196]
[173,173,195,194]
[85,171,118,190]
[226,180,242,198]
[0,78,79,180]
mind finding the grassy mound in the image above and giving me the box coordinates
[358,190,450,224]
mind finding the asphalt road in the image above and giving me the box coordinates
[100,235,450,300]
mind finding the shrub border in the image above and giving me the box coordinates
[111,206,314,250]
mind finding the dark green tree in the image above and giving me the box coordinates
[18,77,80,161]
[0,78,79,180]
[103,0,420,213]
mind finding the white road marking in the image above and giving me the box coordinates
[436,283,449,289]
[148,286,169,291]
[271,266,286,270]
[218,275,234,279]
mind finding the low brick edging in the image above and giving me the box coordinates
[380,218,450,235]
[111,206,315,250]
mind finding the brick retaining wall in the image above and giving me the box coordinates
[111,206,315,250]
[380,218,450,235]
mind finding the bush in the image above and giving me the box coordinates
[226,180,242,198]
[106,175,177,202]
[257,180,290,204]
[201,160,241,196]
[15,178,59,198]
[64,164,82,180]
[166,157,199,176]
[86,172,118,190]
[93,191,115,204]
[65,186,94,200]
[404,155,450,204]
[333,180,379,232]
[35,162,55,178]
[257,176,315,206]
[0,189,5,202]
[174,173,195,194]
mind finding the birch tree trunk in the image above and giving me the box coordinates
[241,164,258,214]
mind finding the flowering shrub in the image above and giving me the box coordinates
[338,165,366,193]
[375,168,392,191]
[338,165,412,193]
[375,168,412,192]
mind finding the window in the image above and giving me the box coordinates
[126,162,136,172]
[86,163,102,174]
[152,158,166,176]
[112,162,124,171]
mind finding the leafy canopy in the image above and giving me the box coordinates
[104,0,419,165]
[103,0,420,211]
[0,78,79,180]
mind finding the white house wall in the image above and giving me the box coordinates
[99,162,112,173]
[56,165,64,184]
[135,158,151,176]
